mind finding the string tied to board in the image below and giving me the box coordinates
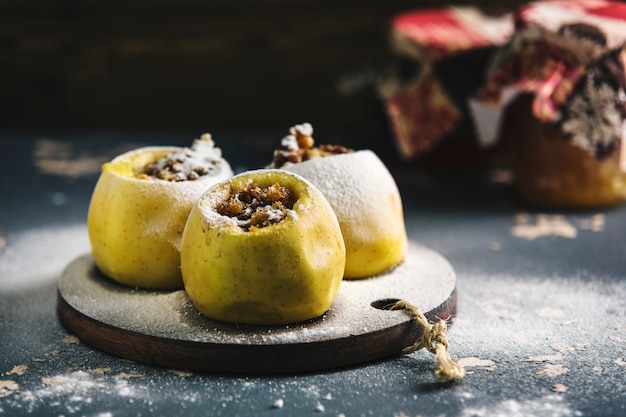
[391,299,465,383]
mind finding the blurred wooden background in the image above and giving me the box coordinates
[0,0,524,136]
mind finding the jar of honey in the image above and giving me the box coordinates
[477,0,626,208]
[503,95,626,208]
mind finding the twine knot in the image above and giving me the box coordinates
[391,299,465,383]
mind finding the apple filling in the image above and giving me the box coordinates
[141,134,225,181]
[270,123,353,168]
[217,182,296,232]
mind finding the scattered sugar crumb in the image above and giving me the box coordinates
[314,402,325,412]
[0,380,19,398]
[114,373,143,379]
[577,214,605,232]
[458,357,496,369]
[592,366,602,373]
[489,242,502,251]
[89,368,111,375]
[271,398,284,409]
[480,298,520,318]
[33,350,59,362]
[511,214,577,240]
[524,352,564,363]
[68,362,86,371]
[511,329,544,345]
[322,392,332,400]
[60,335,80,344]
[168,369,193,377]
[552,383,568,393]
[6,365,28,376]
[614,358,626,368]
[536,364,568,377]
[42,377,65,386]
[535,307,565,319]
[551,343,573,353]
[460,395,574,417]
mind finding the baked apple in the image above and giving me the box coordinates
[271,123,408,278]
[87,134,233,289]
[180,169,345,325]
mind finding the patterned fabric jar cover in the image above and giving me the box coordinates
[380,7,514,159]
[475,0,626,159]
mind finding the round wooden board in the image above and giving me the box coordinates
[57,241,457,374]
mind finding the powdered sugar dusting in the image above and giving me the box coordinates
[196,184,240,230]
[195,170,305,232]
[459,395,580,417]
[107,146,233,203]
[0,362,216,416]
[5,371,122,414]
[285,150,406,247]
[511,214,577,240]
[143,134,226,182]
[0,223,89,291]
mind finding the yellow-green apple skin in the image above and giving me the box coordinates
[284,150,407,279]
[180,169,346,325]
[87,146,233,289]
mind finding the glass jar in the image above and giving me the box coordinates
[505,95,626,208]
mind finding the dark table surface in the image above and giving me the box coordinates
[1,130,625,417]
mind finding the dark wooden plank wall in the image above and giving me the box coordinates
[0,1,524,133]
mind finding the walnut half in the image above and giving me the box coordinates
[270,123,353,168]
[217,181,295,232]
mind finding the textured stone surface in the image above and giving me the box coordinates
[1,132,624,417]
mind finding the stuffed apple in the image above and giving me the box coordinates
[271,123,408,278]
[180,169,346,325]
[87,134,233,289]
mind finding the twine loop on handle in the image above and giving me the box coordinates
[391,300,465,383]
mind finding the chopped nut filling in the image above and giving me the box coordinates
[141,134,224,181]
[270,123,353,168]
[217,182,295,231]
